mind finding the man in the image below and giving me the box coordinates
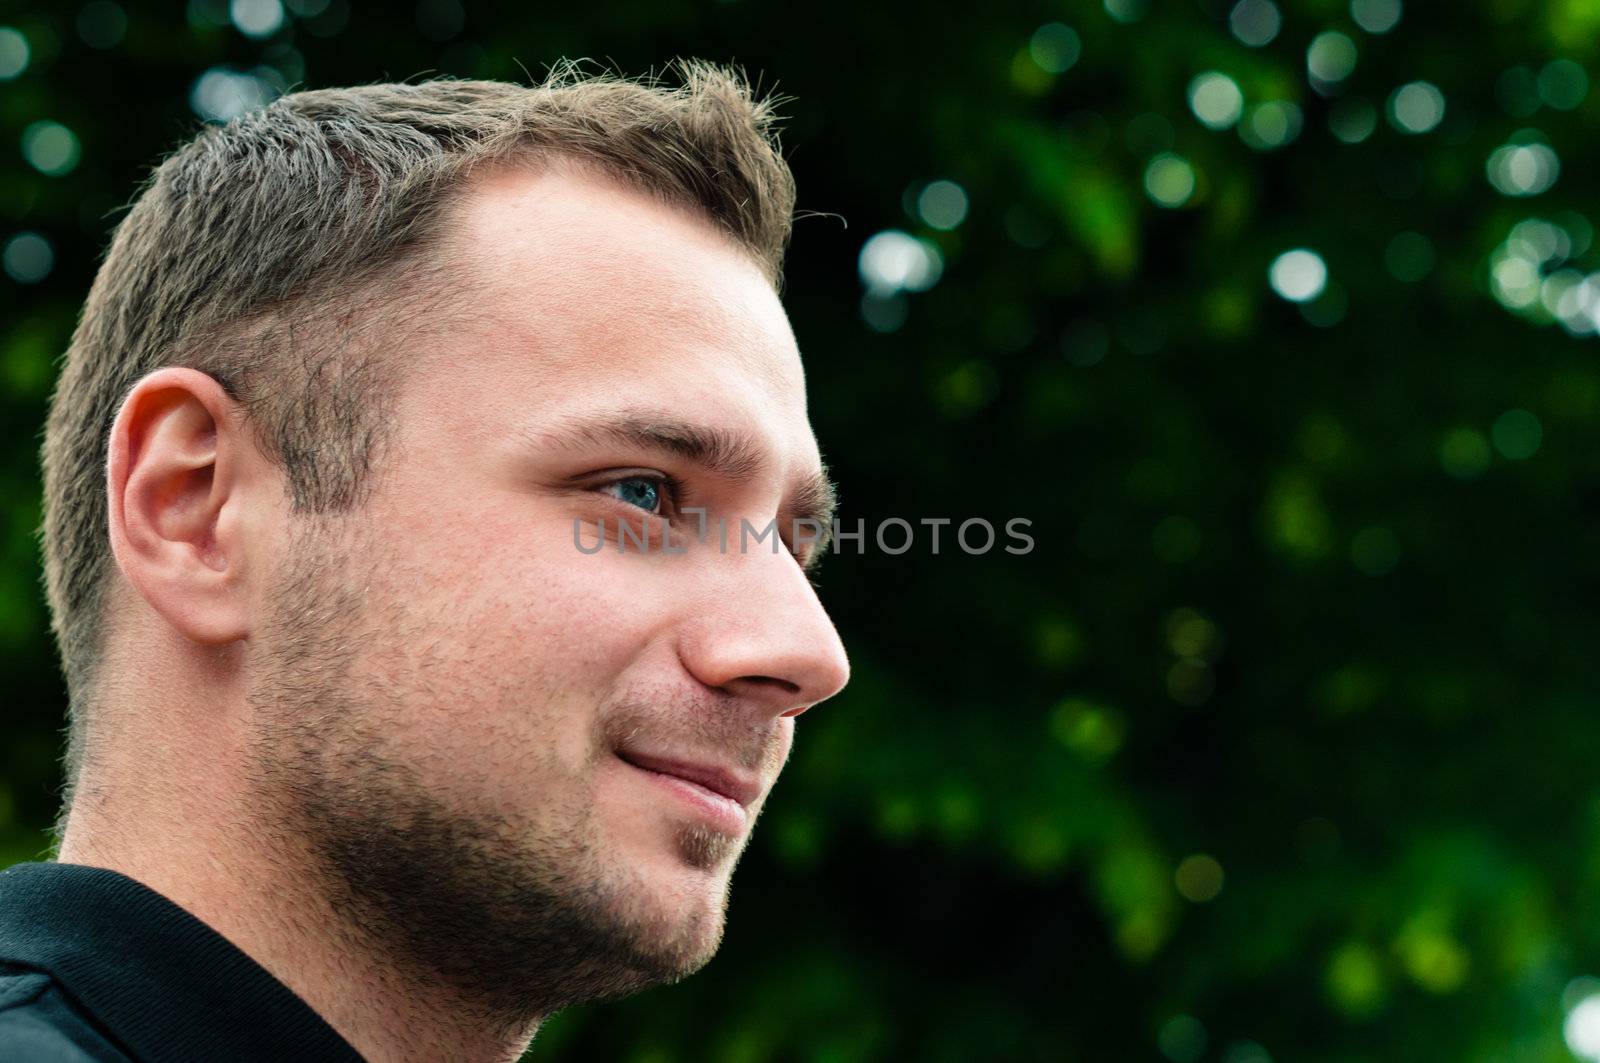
[0,62,851,1062]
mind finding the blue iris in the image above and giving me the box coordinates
[609,477,661,512]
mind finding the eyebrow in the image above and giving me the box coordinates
[529,411,839,567]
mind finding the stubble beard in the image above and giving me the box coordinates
[242,519,737,1027]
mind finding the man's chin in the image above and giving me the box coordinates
[614,822,749,977]
[615,870,731,980]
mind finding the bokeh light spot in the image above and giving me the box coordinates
[191,66,283,122]
[1175,854,1225,902]
[0,27,28,80]
[1159,1015,1208,1063]
[1395,919,1469,993]
[1487,139,1560,197]
[1562,211,1595,256]
[1144,153,1197,208]
[1327,942,1388,1016]
[1104,0,1149,22]
[1351,0,1401,34]
[1439,429,1490,479]
[1050,698,1127,765]
[917,180,969,230]
[1167,659,1214,705]
[3,232,54,284]
[874,793,919,840]
[1220,1041,1273,1063]
[1546,270,1600,335]
[1009,816,1069,872]
[1269,249,1328,303]
[1307,32,1358,86]
[1329,99,1377,143]
[1300,284,1348,327]
[859,230,943,294]
[1496,66,1541,117]
[231,0,283,37]
[859,292,908,333]
[1566,995,1600,1062]
[1229,0,1280,46]
[77,2,128,49]
[1495,266,1543,312]
[1388,81,1445,133]
[1029,22,1081,74]
[1241,101,1303,150]
[1189,72,1244,130]
[1167,607,1224,660]
[1484,217,1561,308]
[1034,615,1084,668]
[1539,58,1589,111]
[1567,978,1600,1014]
[1508,217,1572,263]
[1492,409,1542,459]
[21,121,81,177]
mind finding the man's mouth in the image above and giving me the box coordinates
[614,749,761,807]
[614,748,761,835]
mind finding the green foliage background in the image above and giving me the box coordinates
[4,0,1600,1059]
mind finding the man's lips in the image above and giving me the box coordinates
[614,749,762,809]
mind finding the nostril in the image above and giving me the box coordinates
[733,674,802,698]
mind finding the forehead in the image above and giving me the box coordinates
[430,163,814,462]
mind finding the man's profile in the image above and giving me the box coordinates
[0,62,850,1062]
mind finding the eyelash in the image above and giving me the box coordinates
[593,472,817,572]
[597,472,683,518]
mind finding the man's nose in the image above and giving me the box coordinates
[676,542,851,719]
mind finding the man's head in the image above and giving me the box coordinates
[41,64,850,1018]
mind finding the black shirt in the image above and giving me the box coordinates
[0,861,364,1062]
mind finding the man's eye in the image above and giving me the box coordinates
[602,476,665,513]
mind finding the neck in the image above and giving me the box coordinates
[57,753,542,1063]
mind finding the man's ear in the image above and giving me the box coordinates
[106,367,262,646]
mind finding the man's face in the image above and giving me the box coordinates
[245,165,850,1015]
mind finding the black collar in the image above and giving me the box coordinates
[0,861,364,1063]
